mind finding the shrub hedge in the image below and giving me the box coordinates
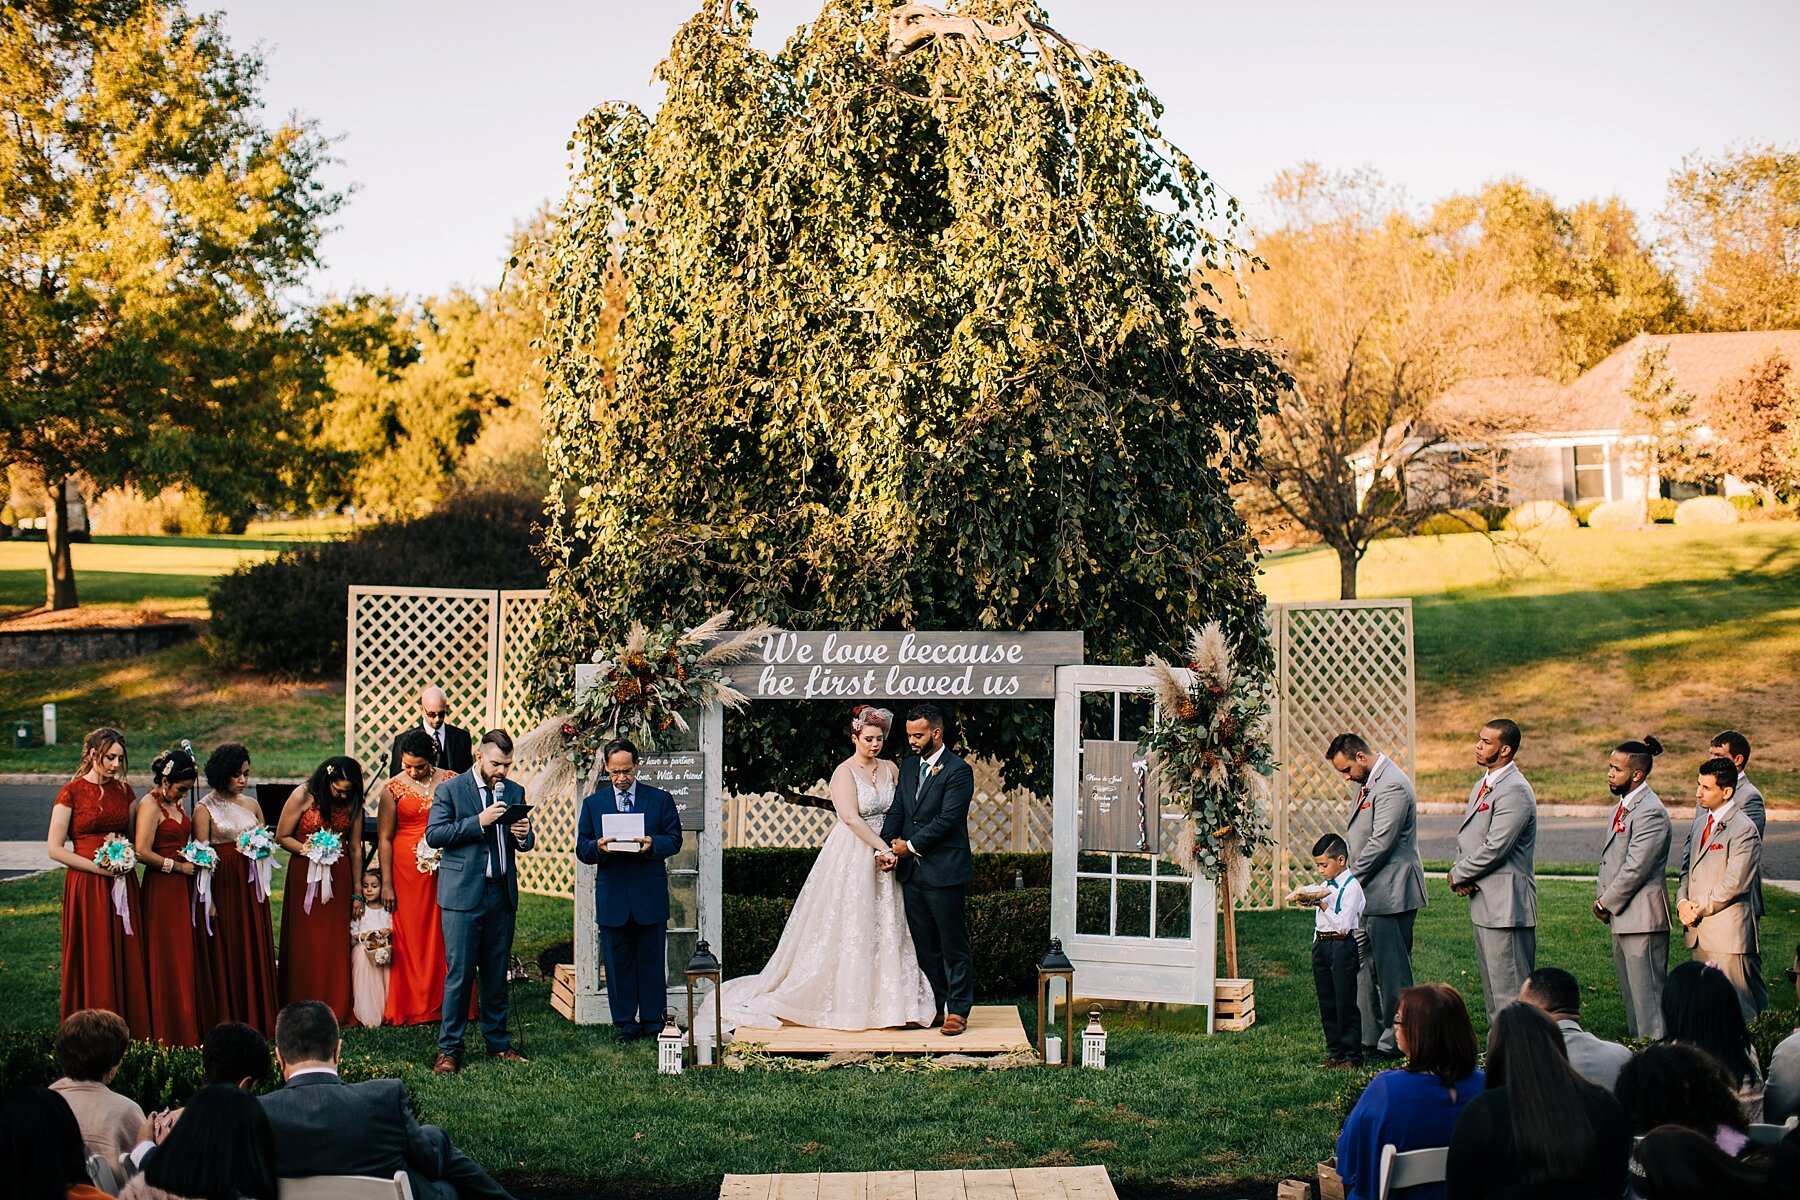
[209,491,546,675]
[1647,497,1678,523]
[1587,500,1647,531]
[1501,499,1577,531]
[1673,496,1739,526]
[1414,508,1487,536]
[1571,499,1606,526]
[0,1030,205,1111]
[1731,494,1763,512]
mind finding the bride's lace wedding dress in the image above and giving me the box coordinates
[700,771,937,1039]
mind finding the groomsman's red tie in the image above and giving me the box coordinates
[1700,813,1715,848]
[1612,803,1627,831]
[1474,780,1490,805]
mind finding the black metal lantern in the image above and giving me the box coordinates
[684,938,723,1068]
[1037,937,1076,1067]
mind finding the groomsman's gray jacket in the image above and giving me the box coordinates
[1343,756,1428,917]
[1677,804,1761,955]
[1452,763,1537,930]
[1596,787,1672,934]
[1681,776,1765,919]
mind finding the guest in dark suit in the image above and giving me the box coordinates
[575,738,684,1043]
[1328,733,1427,1060]
[388,687,473,777]
[260,1001,511,1200]
[425,731,534,1073]
[880,703,976,1036]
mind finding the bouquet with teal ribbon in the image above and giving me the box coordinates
[302,829,345,913]
[92,833,137,935]
[236,825,277,902]
[182,838,218,932]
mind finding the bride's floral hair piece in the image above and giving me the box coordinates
[850,705,893,734]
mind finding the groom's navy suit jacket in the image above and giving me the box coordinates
[575,783,683,925]
[882,748,975,888]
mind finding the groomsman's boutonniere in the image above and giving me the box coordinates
[928,764,943,778]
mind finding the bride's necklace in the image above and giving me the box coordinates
[852,760,882,786]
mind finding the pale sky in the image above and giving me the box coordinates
[212,0,1800,302]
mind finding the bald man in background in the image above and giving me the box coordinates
[389,687,473,777]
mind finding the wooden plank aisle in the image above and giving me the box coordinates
[731,1006,1029,1056]
[720,1167,1115,1200]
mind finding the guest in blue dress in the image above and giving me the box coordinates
[1337,983,1486,1200]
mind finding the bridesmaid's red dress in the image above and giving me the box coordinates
[383,777,455,1025]
[197,793,279,1035]
[278,802,356,1024]
[139,805,215,1046]
[57,778,153,1039]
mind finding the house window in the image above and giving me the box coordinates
[1573,444,1608,501]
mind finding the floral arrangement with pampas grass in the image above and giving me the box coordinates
[516,611,774,797]
[1141,621,1277,893]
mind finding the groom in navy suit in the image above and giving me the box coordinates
[576,738,684,1042]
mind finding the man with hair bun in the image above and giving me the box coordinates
[1594,735,1673,1038]
[1676,756,1763,1021]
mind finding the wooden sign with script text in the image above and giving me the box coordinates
[638,751,707,831]
[720,631,1083,701]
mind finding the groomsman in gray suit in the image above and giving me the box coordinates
[1677,756,1764,1021]
[1328,733,1427,1060]
[1594,736,1673,1039]
[1707,730,1766,1013]
[1449,718,1537,1026]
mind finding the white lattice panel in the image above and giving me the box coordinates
[1267,600,1416,909]
[496,592,570,898]
[345,587,497,785]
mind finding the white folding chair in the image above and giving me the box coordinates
[1748,1118,1798,1148]
[1377,1144,1449,1200]
[279,1173,415,1200]
[85,1153,121,1197]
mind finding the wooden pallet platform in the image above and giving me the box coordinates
[1214,978,1255,1031]
[731,1005,1030,1055]
[720,1166,1116,1200]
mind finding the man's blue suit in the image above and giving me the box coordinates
[575,781,683,1035]
[426,767,534,1059]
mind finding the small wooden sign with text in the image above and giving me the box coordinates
[638,751,707,831]
[720,631,1083,701]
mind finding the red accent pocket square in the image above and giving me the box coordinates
[1710,843,1724,851]
[1477,802,1490,812]
[1358,801,1371,812]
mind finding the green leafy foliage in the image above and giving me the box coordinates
[208,491,546,675]
[535,1,1282,793]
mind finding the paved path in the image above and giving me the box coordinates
[1416,811,1800,878]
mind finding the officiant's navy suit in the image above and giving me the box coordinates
[882,747,976,1019]
[426,767,534,1061]
[576,781,683,1035]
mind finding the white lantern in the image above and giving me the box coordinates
[1081,1009,1107,1070]
[657,1010,684,1076]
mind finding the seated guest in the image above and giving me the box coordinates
[1615,1043,1750,1155]
[1762,942,1800,1125]
[48,1008,147,1162]
[1628,1125,1776,1200]
[259,1001,513,1200]
[1336,983,1486,1200]
[1518,966,1633,1091]
[1444,1002,1631,1200]
[1663,959,1764,1122]
[201,1022,272,1091]
[0,1085,112,1200]
[119,1086,277,1200]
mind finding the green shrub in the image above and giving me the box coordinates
[208,491,546,676]
[1501,500,1577,532]
[1571,499,1606,526]
[0,1029,206,1111]
[1673,496,1738,526]
[1414,509,1487,536]
[1647,497,1678,523]
[1587,500,1647,531]
[1476,504,1510,528]
[722,847,1052,901]
[1730,494,1763,512]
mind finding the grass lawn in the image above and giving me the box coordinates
[1260,523,1800,805]
[5,868,1797,1192]
[0,535,292,619]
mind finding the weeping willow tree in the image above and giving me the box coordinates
[534,1,1285,792]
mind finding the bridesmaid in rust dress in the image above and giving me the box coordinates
[379,729,457,1025]
[276,756,363,1023]
[45,728,152,1038]
[193,743,279,1035]
[131,748,215,1046]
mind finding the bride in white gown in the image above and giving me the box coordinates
[700,705,937,1041]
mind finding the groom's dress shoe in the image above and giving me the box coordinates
[941,1013,967,1036]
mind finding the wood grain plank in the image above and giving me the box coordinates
[962,1168,1016,1200]
[773,1174,822,1200]
[720,1177,776,1200]
[816,1174,869,1200]
[1057,1166,1116,1200]
[864,1171,917,1200]
[915,1171,968,1200]
[1007,1169,1068,1200]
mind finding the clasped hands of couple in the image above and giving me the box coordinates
[872,838,915,872]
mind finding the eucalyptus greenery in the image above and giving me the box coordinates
[535,0,1284,792]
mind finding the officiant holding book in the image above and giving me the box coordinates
[576,739,684,1043]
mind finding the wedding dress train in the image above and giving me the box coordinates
[699,773,937,1041]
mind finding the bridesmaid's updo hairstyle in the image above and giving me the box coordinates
[78,726,128,778]
[205,742,251,792]
[850,705,893,735]
[1615,735,1664,776]
[150,748,199,788]
[396,727,438,763]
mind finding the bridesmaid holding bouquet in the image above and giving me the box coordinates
[45,728,152,1038]
[131,747,215,1046]
[193,743,279,1035]
[277,757,363,1023]
[378,729,457,1025]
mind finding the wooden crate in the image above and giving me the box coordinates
[1214,978,1255,1031]
[550,963,575,1020]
